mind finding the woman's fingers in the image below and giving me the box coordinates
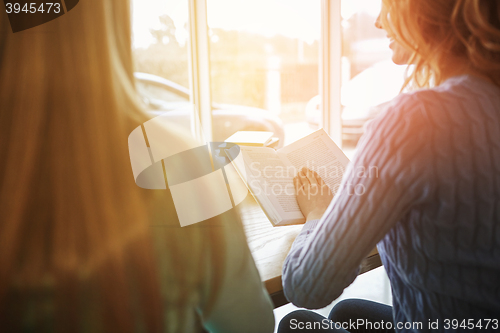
[307,168,319,185]
[314,170,327,187]
[293,176,303,194]
[312,171,332,194]
[301,167,318,186]
[307,168,328,187]
[297,168,331,194]
[294,167,334,222]
[298,168,309,187]
[300,168,332,195]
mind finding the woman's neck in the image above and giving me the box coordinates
[437,55,494,85]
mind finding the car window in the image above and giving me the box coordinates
[137,81,189,103]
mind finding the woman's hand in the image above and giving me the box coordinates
[293,167,334,222]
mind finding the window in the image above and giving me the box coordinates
[207,0,322,147]
[131,0,403,153]
[136,82,189,103]
[340,0,406,149]
[131,0,193,119]
[132,0,190,88]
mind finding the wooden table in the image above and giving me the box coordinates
[236,194,382,308]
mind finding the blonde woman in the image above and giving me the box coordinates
[278,0,500,332]
[0,1,274,332]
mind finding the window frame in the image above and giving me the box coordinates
[187,0,213,142]
[320,0,342,148]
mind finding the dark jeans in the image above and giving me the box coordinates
[278,299,395,333]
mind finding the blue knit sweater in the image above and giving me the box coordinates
[282,75,500,332]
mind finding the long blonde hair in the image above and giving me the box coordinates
[0,1,174,331]
[381,0,500,89]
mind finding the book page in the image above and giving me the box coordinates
[278,129,349,194]
[239,147,304,223]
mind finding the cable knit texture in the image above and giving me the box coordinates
[282,75,500,332]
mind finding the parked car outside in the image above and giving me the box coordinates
[305,60,407,144]
[134,72,285,146]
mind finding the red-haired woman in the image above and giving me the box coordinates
[279,0,500,332]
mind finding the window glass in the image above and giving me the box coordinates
[207,0,321,146]
[131,0,193,115]
[137,82,189,103]
[340,0,406,149]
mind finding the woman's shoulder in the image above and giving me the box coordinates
[390,75,500,114]
[355,84,456,167]
[358,75,500,176]
[371,75,500,133]
[362,91,429,145]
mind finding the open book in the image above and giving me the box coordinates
[226,129,349,226]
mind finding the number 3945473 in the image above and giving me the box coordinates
[5,2,61,14]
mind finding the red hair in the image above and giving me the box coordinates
[381,0,500,88]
